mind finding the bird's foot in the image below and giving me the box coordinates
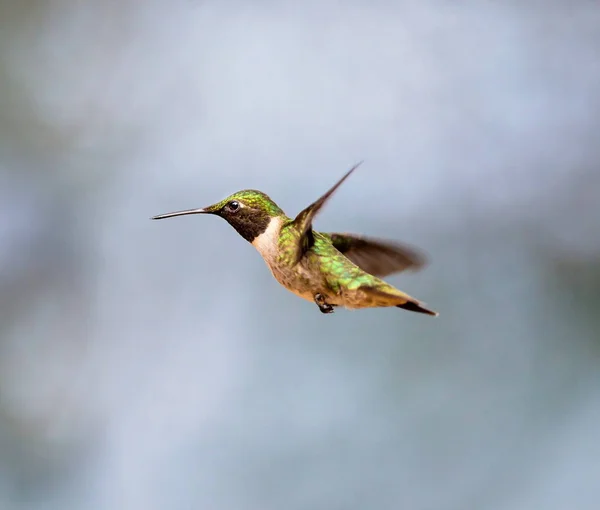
[314,293,335,314]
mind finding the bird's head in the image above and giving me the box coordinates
[152,189,285,243]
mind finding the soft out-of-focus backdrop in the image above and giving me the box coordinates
[1,1,599,509]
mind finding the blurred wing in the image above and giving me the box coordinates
[291,161,362,264]
[324,233,426,277]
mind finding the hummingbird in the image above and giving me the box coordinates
[152,162,438,316]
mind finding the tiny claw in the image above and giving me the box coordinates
[314,293,335,314]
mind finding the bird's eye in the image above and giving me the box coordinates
[227,200,240,212]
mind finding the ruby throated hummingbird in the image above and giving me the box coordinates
[152,163,438,316]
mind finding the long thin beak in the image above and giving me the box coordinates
[151,208,208,220]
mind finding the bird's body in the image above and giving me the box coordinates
[152,163,438,316]
[253,216,423,310]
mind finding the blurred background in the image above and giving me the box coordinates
[1,1,599,509]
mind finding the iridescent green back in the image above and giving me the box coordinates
[309,232,382,293]
[277,223,382,293]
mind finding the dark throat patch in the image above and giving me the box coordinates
[220,208,272,243]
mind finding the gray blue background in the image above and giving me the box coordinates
[1,2,599,509]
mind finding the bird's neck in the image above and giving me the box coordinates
[251,215,285,261]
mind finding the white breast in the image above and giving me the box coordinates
[251,216,317,303]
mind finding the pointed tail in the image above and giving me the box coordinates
[396,300,438,316]
[360,285,438,316]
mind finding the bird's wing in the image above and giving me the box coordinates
[322,233,426,277]
[290,161,362,265]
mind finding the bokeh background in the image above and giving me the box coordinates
[1,1,599,509]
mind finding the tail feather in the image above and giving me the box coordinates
[359,284,438,316]
[396,300,438,316]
